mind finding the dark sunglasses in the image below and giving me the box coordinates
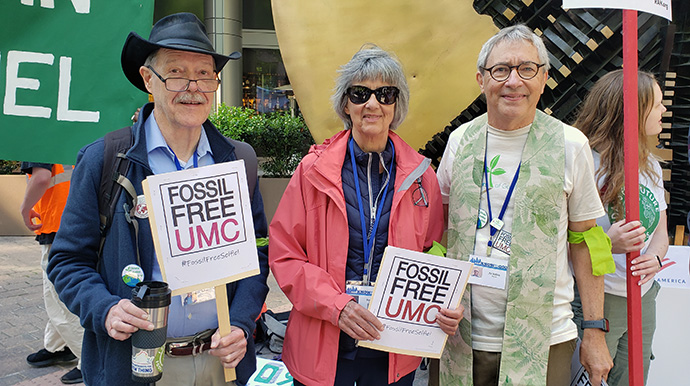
[345,86,399,105]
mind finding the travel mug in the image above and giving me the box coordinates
[130,281,171,383]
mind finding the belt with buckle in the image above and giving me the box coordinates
[165,328,216,357]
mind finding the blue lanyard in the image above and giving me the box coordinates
[484,150,520,254]
[168,145,198,171]
[349,137,394,284]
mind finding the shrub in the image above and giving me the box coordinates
[0,160,21,175]
[210,103,264,146]
[210,104,314,177]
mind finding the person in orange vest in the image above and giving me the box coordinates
[20,162,84,385]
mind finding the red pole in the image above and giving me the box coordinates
[622,9,644,386]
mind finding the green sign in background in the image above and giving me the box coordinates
[0,0,154,165]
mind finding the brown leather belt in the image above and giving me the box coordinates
[164,328,215,357]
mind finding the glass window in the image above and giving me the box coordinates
[242,48,292,113]
[243,0,274,30]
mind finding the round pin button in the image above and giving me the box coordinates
[122,264,144,287]
[477,208,488,229]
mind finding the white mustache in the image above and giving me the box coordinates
[175,93,206,104]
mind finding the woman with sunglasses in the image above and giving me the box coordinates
[268,45,463,385]
[571,70,668,386]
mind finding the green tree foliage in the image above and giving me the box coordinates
[0,160,21,175]
[210,104,314,177]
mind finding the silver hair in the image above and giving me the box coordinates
[143,51,158,68]
[331,45,410,131]
[476,24,550,73]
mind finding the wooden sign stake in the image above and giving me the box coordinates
[215,284,237,382]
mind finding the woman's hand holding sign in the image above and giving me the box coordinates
[339,300,384,341]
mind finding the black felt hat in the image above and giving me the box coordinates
[121,12,240,93]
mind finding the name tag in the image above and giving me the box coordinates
[346,281,375,309]
[467,255,508,290]
[181,288,215,306]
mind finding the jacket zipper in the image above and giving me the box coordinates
[364,152,391,284]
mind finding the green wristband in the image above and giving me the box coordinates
[568,226,615,276]
[256,237,269,247]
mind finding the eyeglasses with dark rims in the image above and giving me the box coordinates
[480,61,546,82]
[345,86,400,105]
[146,65,220,93]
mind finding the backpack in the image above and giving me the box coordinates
[97,126,258,257]
[255,309,290,354]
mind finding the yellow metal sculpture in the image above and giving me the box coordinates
[271,0,498,149]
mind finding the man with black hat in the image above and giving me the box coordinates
[47,13,269,386]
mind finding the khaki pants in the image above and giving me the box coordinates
[472,339,577,386]
[602,282,659,386]
[573,281,659,386]
[159,347,236,385]
[41,244,84,368]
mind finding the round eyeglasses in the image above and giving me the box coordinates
[480,61,546,82]
[146,65,220,93]
[345,86,399,105]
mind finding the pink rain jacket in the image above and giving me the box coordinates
[269,130,444,385]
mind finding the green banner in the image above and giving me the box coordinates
[0,0,154,165]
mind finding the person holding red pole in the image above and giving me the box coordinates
[572,69,669,386]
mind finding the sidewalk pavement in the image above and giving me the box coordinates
[0,236,71,386]
[0,236,429,385]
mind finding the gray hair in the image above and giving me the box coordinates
[331,45,410,131]
[476,24,550,73]
[143,50,158,68]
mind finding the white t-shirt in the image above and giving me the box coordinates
[437,119,604,352]
[592,152,667,298]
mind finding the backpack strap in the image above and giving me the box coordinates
[98,126,135,258]
[227,138,258,199]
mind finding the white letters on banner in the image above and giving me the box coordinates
[562,0,671,21]
[3,50,53,118]
[3,50,100,122]
[20,0,90,14]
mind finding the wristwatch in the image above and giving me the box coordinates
[580,318,609,332]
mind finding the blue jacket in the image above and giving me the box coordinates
[48,103,269,386]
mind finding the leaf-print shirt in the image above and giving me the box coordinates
[438,122,604,352]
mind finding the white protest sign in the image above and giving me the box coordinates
[563,0,671,21]
[142,161,259,296]
[358,246,472,358]
[654,246,690,289]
